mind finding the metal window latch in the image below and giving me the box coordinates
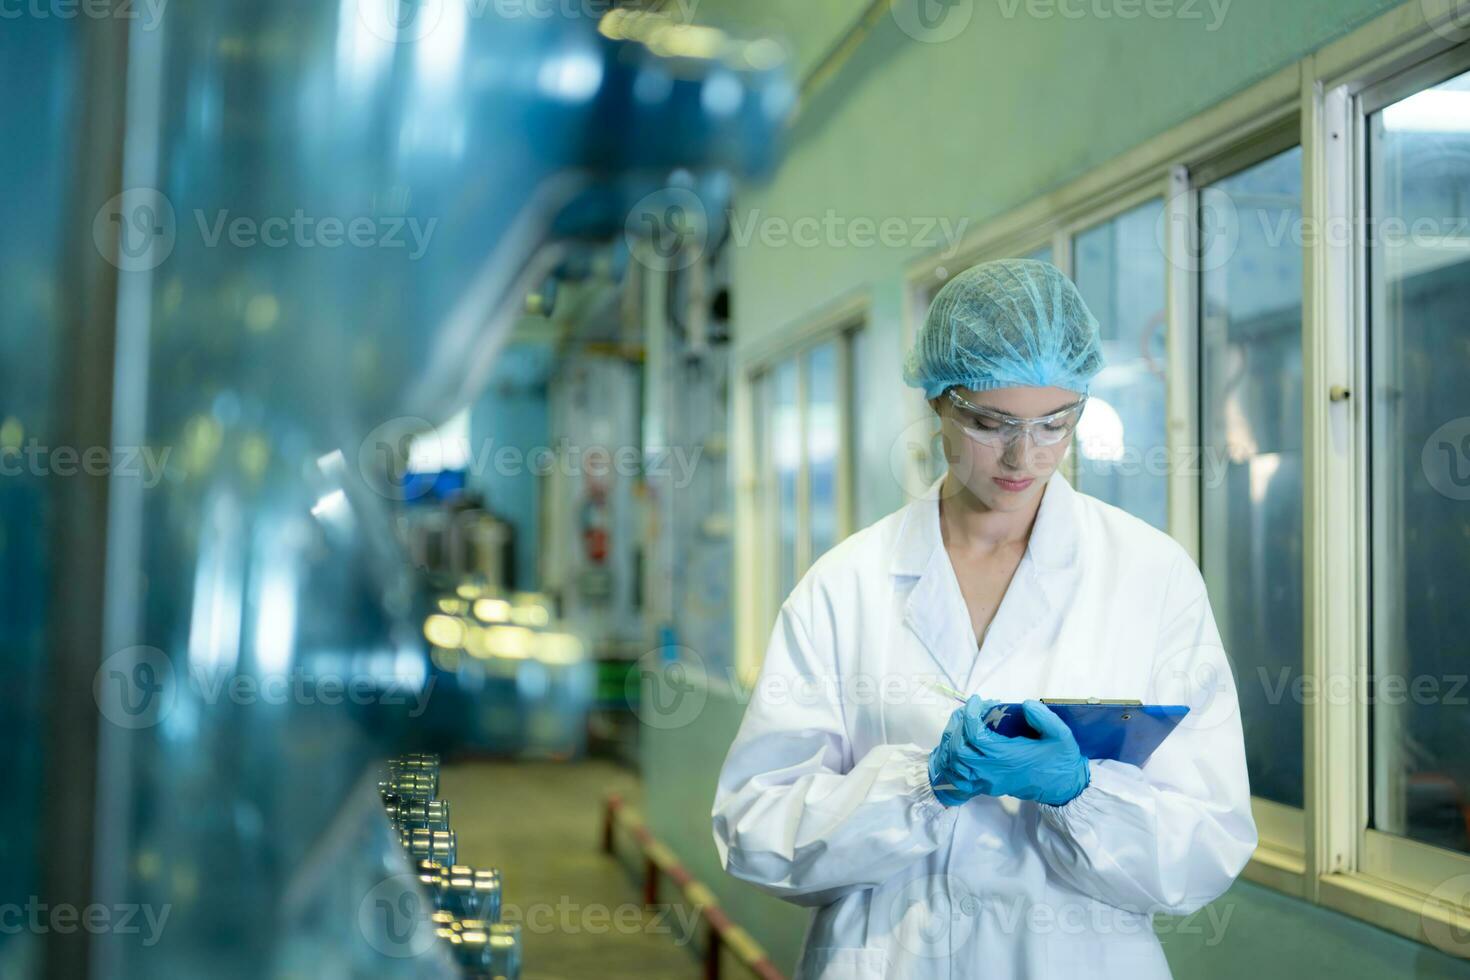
[1329,385,1352,402]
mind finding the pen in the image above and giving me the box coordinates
[924,680,967,704]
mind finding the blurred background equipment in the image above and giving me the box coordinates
[3,3,790,978]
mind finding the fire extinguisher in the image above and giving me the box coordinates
[581,447,611,564]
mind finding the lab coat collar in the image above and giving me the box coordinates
[892,469,1080,691]
[889,469,1079,579]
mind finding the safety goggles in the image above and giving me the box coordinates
[944,388,1087,447]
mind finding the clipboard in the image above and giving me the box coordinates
[981,699,1190,767]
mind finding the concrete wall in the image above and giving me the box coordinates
[644,2,1470,976]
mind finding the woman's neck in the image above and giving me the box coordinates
[938,472,1045,555]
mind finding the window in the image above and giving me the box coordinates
[770,359,799,605]
[1023,243,1055,264]
[1366,62,1470,857]
[750,324,863,629]
[1198,146,1307,813]
[1071,200,1170,530]
[805,342,840,563]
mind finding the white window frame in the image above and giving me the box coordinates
[1308,13,1470,943]
[898,0,1470,948]
[733,294,866,687]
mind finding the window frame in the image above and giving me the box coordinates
[1187,126,1308,865]
[734,295,867,686]
[1311,30,1470,939]
[897,1,1470,949]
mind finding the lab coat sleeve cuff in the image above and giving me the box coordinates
[1038,759,1124,829]
[904,747,952,821]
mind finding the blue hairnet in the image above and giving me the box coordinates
[903,259,1105,399]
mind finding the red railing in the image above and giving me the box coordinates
[601,793,785,980]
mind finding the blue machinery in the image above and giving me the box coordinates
[1,4,789,977]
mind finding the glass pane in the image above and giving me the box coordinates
[1368,66,1470,854]
[771,360,800,604]
[850,327,871,526]
[1071,199,1169,530]
[1,22,75,975]
[806,342,839,565]
[1023,243,1054,264]
[1199,147,1305,809]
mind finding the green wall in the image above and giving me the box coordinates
[645,2,1470,976]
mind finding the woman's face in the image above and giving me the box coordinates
[931,385,1082,513]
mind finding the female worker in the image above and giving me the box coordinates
[712,259,1256,979]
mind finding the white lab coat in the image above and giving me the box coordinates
[712,471,1256,979]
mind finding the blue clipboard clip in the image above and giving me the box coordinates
[925,683,1189,767]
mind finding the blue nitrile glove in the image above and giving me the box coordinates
[928,696,998,806]
[960,699,1091,806]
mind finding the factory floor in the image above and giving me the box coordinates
[440,759,701,980]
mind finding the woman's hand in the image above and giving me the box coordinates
[927,695,998,806]
[930,697,1091,807]
[964,699,1091,805]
